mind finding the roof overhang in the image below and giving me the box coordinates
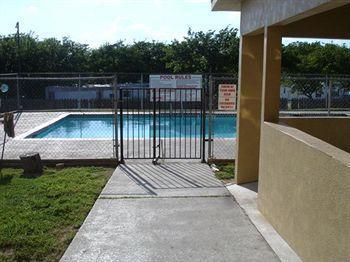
[211,0,241,11]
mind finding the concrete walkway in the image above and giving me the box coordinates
[61,163,279,262]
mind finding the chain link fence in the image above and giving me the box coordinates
[0,73,349,162]
[0,74,120,161]
[207,75,238,161]
[280,74,350,114]
[207,74,350,161]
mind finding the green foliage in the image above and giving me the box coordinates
[0,28,239,74]
[281,41,350,98]
[282,77,324,99]
[89,41,168,73]
[282,41,350,74]
[0,167,112,261]
[214,163,235,181]
[0,33,90,73]
[164,27,239,73]
[1,29,350,76]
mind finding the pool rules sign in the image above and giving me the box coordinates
[218,84,237,110]
[149,74,202,102]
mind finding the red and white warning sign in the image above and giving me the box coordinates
[218,84,237,110]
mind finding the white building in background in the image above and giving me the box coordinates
[45,82,349,101]
[280,82,350,100]
[45,83,149,100]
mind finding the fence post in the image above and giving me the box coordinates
[140,73,144,110]
[119,84,125,164]
[16,73,20,110]
[78,74,81,110]
[152,88,157,162]
[201,74,207,163]
[113,75,119,162]
[207,75,213,160]
[328,76,332,116]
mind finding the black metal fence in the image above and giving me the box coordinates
[117,87,205,162]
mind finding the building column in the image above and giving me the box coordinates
[261,26,282,123]
[235,34,264,184]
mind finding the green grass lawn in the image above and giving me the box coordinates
[214,163,235,182]
[0,167,112,261]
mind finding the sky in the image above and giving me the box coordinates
[0,0,349,48]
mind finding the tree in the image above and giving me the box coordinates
[282,76,324,100]
[1,29,350,77]
[282,41,350,74]
[282,42,350,98]
[0,33,91,73]
[164,27,240,74]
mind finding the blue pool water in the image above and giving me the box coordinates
[29,114,237,139]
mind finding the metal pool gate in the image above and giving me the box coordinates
[114,87,206,163]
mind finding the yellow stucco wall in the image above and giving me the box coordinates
[280,117,350,153]
[258,122,350,262]
[235,34,264,184]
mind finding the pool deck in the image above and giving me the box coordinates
[0,112,236,161]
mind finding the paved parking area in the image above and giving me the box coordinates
[61,163,279,262]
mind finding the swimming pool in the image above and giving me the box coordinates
[28,114,237,139]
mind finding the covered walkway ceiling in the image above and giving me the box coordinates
[282,3,350,39]
[212,0,350,37]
